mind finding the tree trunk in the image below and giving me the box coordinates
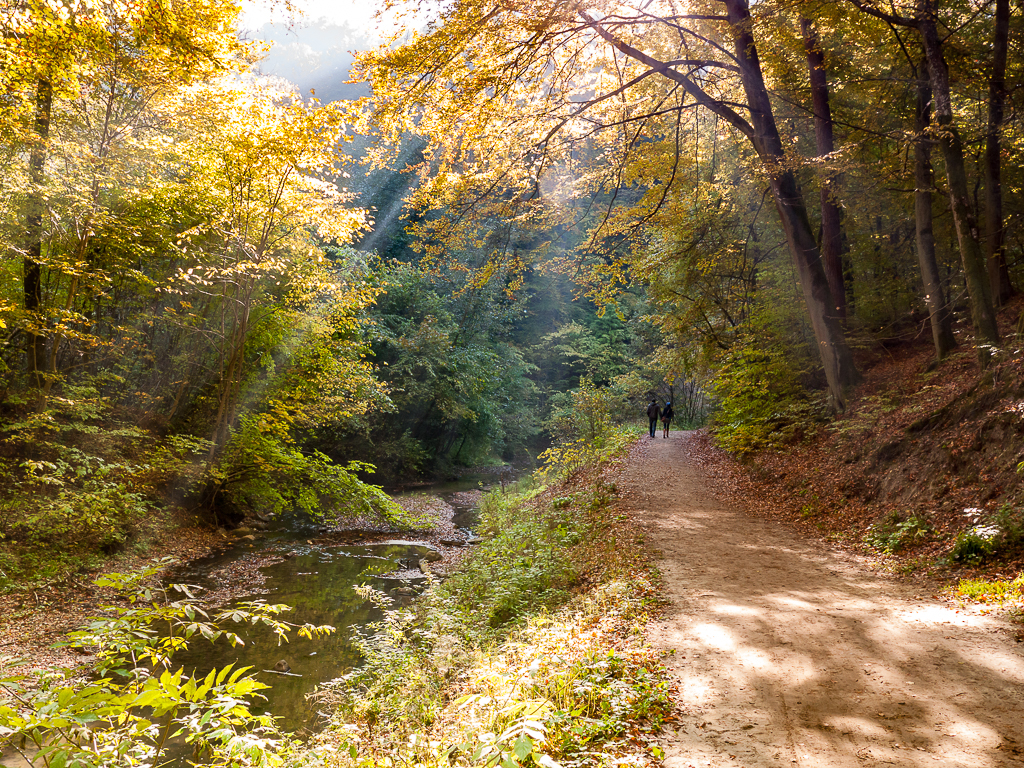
[801,17,847,322]
[24,78,52,390]
[985,0,1013,304]
[579,0,859,409]
[917,0,999,346]
[914,63,957,359]
[726,0,859,409]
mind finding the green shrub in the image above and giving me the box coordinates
[0,391,189,584]
[537,371,646,483]
[450,483,577,630]
[211,414,419,529]
[709,336,823,455]
[950,528,999,564]
[950,505,1024,564]
[0,560,333,767]
[864,512,932,554]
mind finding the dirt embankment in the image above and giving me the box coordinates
[730,317,1024,578]
[622,431,1024,768]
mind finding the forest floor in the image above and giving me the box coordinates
[621,430,1024,768]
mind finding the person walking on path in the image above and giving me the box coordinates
[646,399,661,438]
[661,401,674,438]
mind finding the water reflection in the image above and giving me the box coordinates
[171,543,429,737]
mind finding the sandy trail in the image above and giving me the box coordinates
[620,431,1024,768]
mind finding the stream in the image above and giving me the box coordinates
[166,475,490,739]
[0,476,500,768]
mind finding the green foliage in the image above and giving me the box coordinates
[316,582,448,737]
[441,630,675,768]
[864,512,933,554]
[0,390,211,587]
[709,331,823,455]
[214,414,412,527]
[540,378,643,480]
[321,258,540,479]
[950,506,1024,564]
[0,559,334,768]
[526,644,673,762]
[951,574,1024,604]
[451,482,579,630]
[535,315,634,388]
[313,483,582,740]
[950,528,1000,564]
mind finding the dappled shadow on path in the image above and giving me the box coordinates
[625,432,1024,768]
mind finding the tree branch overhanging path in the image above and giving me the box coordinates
[622,431,1024,767]
[577,1,858,409]
[360,0,861,411]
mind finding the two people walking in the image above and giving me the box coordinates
[646,399,674,438]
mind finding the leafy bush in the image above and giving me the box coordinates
[0,390,197,584]
[540,378,642,480]
[709,336,823,455]
[864,512,932,554]
[451,482,579,629]
[307,576,672,768]
[950,527,1001,564]
[316,583,449,737]
[0,560,333,768]
[213,413,412,527]
[445,586,673,768]
[950,505,1024,564]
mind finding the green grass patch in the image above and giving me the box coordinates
[950,574,1024,604]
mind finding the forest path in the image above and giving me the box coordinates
[619,430,1024,768]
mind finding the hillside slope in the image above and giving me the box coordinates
[712,302,1024,588]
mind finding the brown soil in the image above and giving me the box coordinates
[621,430,1024,768]
[742,303,1024,581]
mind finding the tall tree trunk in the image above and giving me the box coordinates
[917,0,999,346]
[24,78,52,390]
[726,0,859,409]
[914,62,957,359]
[985,0,1013,304]
[580,0,859,409]
[801,17,848,322]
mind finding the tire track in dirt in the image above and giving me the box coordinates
[620,431,1024,768]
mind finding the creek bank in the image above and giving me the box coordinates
[292,432,674,768]
[0,482,485,693]
[0,524,227,675]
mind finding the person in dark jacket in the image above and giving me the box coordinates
[661,401,674,438]
[646,399,661,438]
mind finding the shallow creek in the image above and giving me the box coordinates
[0,477,497,768]
[169,541,432,736]
[167,476,488,737]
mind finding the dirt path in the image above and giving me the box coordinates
[621,431,1024,768]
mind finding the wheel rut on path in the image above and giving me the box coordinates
[620,431,1024,768]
